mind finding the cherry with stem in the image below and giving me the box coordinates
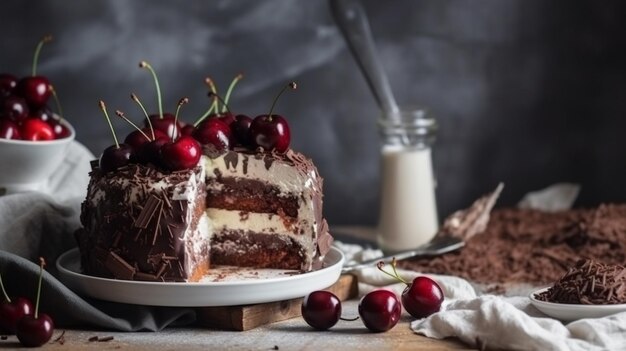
[16,258,54,347]
[0,273,33,335]
[377,258,444,319]
[249,82,296,152]
[98,101,133,172]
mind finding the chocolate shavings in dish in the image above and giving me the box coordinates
[535,259,626,304]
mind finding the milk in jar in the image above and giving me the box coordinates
[377,109,438,253]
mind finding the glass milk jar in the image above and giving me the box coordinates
[376,109,438,253]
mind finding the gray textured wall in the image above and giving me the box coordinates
[2,0,626,226]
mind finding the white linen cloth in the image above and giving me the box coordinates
[335,241,626,351]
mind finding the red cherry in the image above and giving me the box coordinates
[99,144,133,173]
[249,82,295,152]
[29,106,54,122]
[17,76,51,108]
[402,276,444,319]
[249,114,291,152]
[180,124,195,136]
[15,258,54,347]
[2,95,30,123]
[231,114,253,147]
[137,138,169,167]
[124,128,166,150]
[50,120,72,139]
[301,291,341,330]
[145,113,181,140]
[377,260,445,319]
[16,314,54,347]
[192,118,231,151]
[20,119,54,141]
[160,135,201,171]
[0,298,33,335]
[217,112,235,126]
[0,120,21,140]
[0,74,18,97]
[358,290,401,333]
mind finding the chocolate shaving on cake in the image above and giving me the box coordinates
[535,259,626,304]
[104,251,136,280]
[134,195,162,229]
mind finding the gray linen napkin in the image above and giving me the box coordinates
[0,141,195,331]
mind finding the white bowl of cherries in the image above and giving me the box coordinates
[0,36,75,194]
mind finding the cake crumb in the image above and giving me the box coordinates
[1,335,7,340]
[53,330,66,345]
[272,346,279,350]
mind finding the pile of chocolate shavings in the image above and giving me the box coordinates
[398,204,626,286]
[535,259,626,304]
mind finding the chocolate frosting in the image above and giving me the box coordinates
[76,163,207,282]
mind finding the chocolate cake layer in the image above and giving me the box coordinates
[399,204,626,286]
[210,230,305,270]
[206,177,299,217]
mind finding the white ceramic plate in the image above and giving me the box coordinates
[529,288,626,322]
[57,247,344,307]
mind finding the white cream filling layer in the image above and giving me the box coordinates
[207,208,298,235]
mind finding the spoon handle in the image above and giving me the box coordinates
[340,236,464,274]
[330,0,400,115]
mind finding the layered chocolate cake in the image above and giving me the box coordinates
[75,148,332,282]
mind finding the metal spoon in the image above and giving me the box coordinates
[330,0,400,117]
[341,235,464,274]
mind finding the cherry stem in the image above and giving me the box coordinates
[339,316,360,322]
[267,82,297,121]
[99,100,119,148]
[208,92,230,114]
[139,61,163,119]
[193,77,218,127]
[193,103,217,127]
[376,258,408,285]
[32,35,52,76]
[0,273,11,303]
[34,258,46,319]
[205,77,219,115]
[222,73,243,113]
[173,97,189,142]
[115,110,150,141]
[131,93,155,140]
[49,85,64,120]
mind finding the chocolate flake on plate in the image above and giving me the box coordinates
[535,259,626,304]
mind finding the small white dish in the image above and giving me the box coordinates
[0,118,75,194]
[57,247,344,307]
[529,288,626,322]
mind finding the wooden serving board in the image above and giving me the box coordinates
[195,274,358,331]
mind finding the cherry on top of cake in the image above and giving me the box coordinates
[95,60,298,175]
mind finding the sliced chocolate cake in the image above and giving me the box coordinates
[206,149,331,272]
[75,149,333,282]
